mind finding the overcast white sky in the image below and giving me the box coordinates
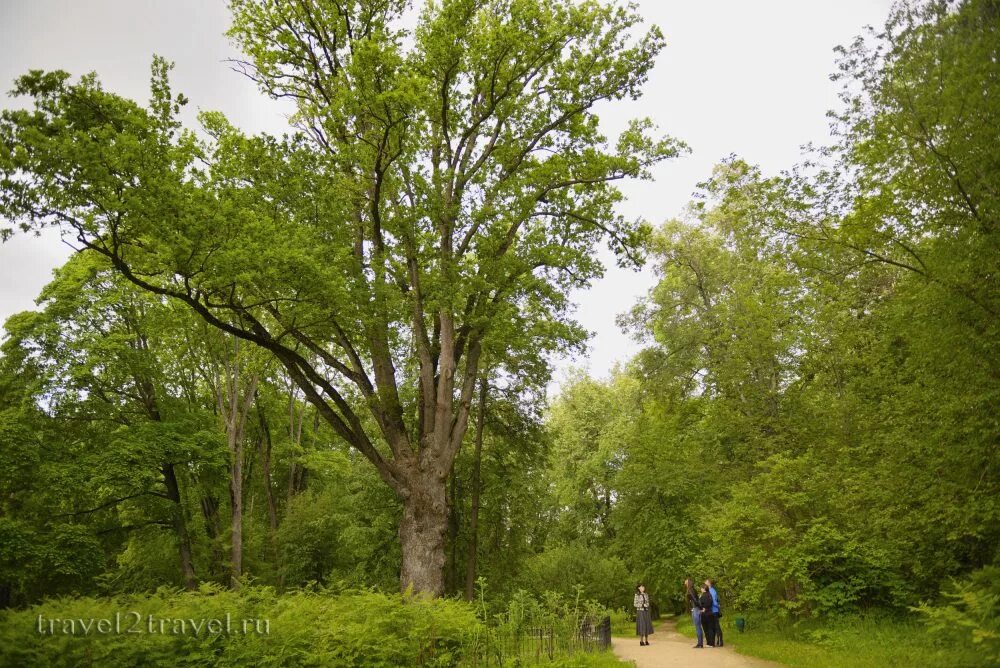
[0,0,893,393]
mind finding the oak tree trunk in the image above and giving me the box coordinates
[398,468,449,596]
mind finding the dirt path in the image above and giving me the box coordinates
[611,618,781,667]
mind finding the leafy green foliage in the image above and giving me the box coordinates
[0,585,482,667]
[275,463,401,590]
[704,453,902,615]
[0,584,628,667]
[916,566,1000,666]
[0,518,104,604]
[517,545,632,611]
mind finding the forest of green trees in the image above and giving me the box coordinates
[0,0,997,666]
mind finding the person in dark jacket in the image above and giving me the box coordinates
[705,578,723,647]
[698,584,717,647]
[684,578,704,648]
[633,584,653,645]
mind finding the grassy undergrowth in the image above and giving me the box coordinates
[0,585,631,667]
[609,609,633,636]
[674,611,982,667]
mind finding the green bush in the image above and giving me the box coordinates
[0,584,630,667]
[0,518,104,604]
[608,608,631,636]
[704,453,902,616]
[915,566,1000,666]
[0,584,482,667]
[517,545,632,610]
[274,464,402,592]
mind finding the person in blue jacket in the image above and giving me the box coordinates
[704,578,723,647]
[698,584,716,646]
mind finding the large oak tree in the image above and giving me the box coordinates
[0,0,679,594]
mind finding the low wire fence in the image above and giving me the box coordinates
[464,614,611,666]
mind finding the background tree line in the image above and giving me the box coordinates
[540,0,999,627]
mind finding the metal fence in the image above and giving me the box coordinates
[466,615,611,666]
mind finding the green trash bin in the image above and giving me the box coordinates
[735,616,746,633]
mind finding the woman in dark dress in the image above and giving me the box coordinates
[633,584,653,645]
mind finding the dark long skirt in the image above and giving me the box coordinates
[635,608,653,636]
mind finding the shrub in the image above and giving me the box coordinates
[0,518,104,604]
[517,545,632,610]
[915,566,1000,666]
[704,453,902,616]
[0,584,482,667]
[0,584,629,666]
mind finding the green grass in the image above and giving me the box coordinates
[546,652,633,667]
[609,609,633,636]
[674,612,983,667]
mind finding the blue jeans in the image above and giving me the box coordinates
[691,608,704,645]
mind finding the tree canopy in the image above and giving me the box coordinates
[0,0,679,595]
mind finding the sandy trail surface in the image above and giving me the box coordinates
[611,618,781,667]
